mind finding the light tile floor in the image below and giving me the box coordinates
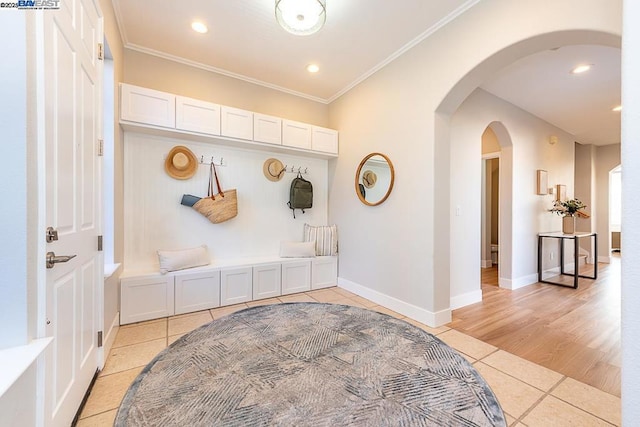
[77,287,621,426]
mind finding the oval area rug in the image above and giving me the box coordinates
[116,303,506,426]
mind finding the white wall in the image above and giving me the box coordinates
[0,363,36,426]
[123,133,329,271]
[328,0,621,325]
[621,0,640,420]
[449,89,575,303]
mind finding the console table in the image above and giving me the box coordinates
[537,232,597,289]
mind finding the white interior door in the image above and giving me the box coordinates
[41,0,103,425]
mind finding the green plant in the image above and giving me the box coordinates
[550,198,587,217]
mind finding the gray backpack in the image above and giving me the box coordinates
[287,173,312,218]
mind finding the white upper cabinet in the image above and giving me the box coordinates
[282,119,312,150]
[120,83,176,128]
[312,126,339,154]
[221,106,254,140]
[120,84,338,157]
[175,96,221,136]
[253,113,282,145]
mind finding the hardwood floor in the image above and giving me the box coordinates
[448,256,621,397]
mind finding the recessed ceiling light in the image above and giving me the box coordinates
[191,21,208,34]
[571,64,592,74]
[306,64,320,73]
[612,105,622,112]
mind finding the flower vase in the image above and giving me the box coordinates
[562,215,575,234]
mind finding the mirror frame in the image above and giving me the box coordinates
[355,152,395,206]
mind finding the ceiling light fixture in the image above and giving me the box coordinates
[191,21,208,34]
[612,105,622,112]
[275,0,326,36]
[306,64,320,73]
[571,64,592,74]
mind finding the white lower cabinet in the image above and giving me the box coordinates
[312,257,338,290]
[253,263,281,300]
[221,267,253,305]
[120,275,174,325]
[281,260,312,295]
[174,270,221,315]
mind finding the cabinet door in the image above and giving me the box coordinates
[312,126,338,154]
[120,276,174,325]
[312,257,338,290]
[221,106,254,140]
[282,119,312,150]
[253,263,282,300]
[221,267,253,306]
[174,270,221,315]
[176,96,221,136]
[120,83,175,128]
[281,260,311,295]
[254,113,282,145]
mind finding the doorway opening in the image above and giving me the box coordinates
[481,126,501,287]
[609,165,621,255]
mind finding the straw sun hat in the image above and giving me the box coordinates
[362,170,377,188]
[263,158,285,182]
[165,146,198,180]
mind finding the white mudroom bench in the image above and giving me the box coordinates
[119,256,338,325]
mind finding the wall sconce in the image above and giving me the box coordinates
[549,135,558,145]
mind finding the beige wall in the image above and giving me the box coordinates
[123,50,329,127]
[482,127,500,154]
[328,0,619,321]
[595,144,621,260]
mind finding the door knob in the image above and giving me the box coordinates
[46,252,77,269]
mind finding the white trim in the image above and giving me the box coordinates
[104,262,121,279]
[481,260,493,268]
[499,273,538,290]
[450,289,482,310]
[0,338,52,397]
[327,0,482,103]
[337,277,451,327]
[482,151,501,160]
[125,44,329,105]
[598,255,611,264]
[115,1,481,105]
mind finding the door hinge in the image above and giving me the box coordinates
[97,331,103,347]
[97,235,103,252]
[97,139,104,156]
[97,43,104,61]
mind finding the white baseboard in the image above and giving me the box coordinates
[450,289,482,310]
[337,277,451,327]
[481,260,493,269]
[598,255,611,264]
[500,273,538,290]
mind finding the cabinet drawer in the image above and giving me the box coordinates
[253,263,282,300]
[312,257,338,290]
[254,113,282,145]
[221,267,253,305]
[176,96,221,136]
[120,83,175,128]
[221,106,253,140]
[282,120,312,150]
[174,270,221,315]
[312,126,338,154]
[281,260,311,295]
[120,276,174,325]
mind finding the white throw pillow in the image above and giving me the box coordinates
[279,241,316,258]
[303,224,338,256]
[157,245,210,274]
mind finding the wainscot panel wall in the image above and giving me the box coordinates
[123,133,328,272]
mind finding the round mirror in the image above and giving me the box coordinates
[355,153,395,206]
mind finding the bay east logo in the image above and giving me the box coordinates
[17,0,60,8]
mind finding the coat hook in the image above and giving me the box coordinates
[200,155,204,164]
[220,157,224,166]
[304,168,308,174]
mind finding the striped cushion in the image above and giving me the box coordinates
[303,224,338,256]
